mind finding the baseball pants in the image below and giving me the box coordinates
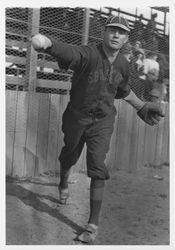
[59,106,116,180]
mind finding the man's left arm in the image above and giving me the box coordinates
[124,90,165,126]
[124,89,145,111]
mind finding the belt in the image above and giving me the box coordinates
[68,103,116,119]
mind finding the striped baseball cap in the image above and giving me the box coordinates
[105,16,130,32]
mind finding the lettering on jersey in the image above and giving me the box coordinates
[88,69,124,86]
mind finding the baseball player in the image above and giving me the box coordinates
[32,16,164,244]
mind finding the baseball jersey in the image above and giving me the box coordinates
[46,39,131,118]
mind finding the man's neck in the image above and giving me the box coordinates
[102,43,119,64]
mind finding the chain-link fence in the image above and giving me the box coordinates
[6,7,169,101]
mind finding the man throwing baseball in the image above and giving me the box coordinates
[32,15,164,244]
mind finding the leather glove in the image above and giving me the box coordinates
[137,102,165,126]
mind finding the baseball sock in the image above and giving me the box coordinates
[59,167,70,189]
[88,178,105,226]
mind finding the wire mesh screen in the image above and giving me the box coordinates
[6,8,29,90]
[36,7,85,94]
[5,7,169,101]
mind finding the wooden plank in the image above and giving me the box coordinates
[6,39,27,49]
[115,100,133,171]
[166,132,169,164]
[114,100,124,170]
[136,116,146,170]
[23,92,40,177]
[105,100,120,172]
[74,145,87,174]
[6,90,18,175]
[165,104,169,164]
[6,132,15,176]
[37,79,71,90]
[6,55,26,65]
[58,93,70,150]
[6,55,58,70]
[46,94,61,173]
[6,54,70,72]
[25,8,40,91]
[127,108,140,172]
[12,92,28,177]
[160,103,169,164]
[6,90,18,132]
[124,103,137,172]
[143,122,158,166]
[6,75,24,86]
[154,103,167,165]
[6,75,72,90]
[37,60,59,70]
[36,93,51,175]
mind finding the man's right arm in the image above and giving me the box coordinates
[32,33,90,71]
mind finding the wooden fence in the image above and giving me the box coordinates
[6,88,169,178]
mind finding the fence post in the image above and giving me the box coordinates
[164,11,167,35]
[23,8,40,177]
[82,8,90,45]
[25,8,40,91]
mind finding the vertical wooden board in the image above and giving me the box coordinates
[6,90,18,176]
[136,117,146,170]
[81,145,87,173]
[124,104,137,172]
[105,100,120,171]
[115,100,125,170]
[127,109,139,172]
[121,102,135,171]
[6,132,15,176]
[56,94,70,171]
[160,103,169,163]
[143,122,158,166]
[166,132,169,164]
[6,90,18,132]
[115,101,133,171]
[154,103,167,165]
[73,145,87,174]
[24,92,40,177]
[36,93,51,175]
[46,94,61,173]
[12,92,28,177]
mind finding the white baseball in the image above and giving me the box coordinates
[32,34,46,50]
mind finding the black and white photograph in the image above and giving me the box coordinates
[3,0,173,247]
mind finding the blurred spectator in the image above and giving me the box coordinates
[143,51,160,102]
[134,40,142,50]
[128,48,145,100]
[147,13,157,34]
[144,13,159,51]
[120,42,133,62]
[130,14,145,43]
[135,49,146,80]
[157,54,169,102]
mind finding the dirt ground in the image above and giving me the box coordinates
[6,164,169,245]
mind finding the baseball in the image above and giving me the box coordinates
[32,34,46,50]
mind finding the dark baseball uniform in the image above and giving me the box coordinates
[46,39,131,179]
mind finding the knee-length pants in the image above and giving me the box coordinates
[59,106,116,180]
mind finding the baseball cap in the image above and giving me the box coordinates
[105,16,130,32]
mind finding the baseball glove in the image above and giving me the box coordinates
[137,102,165,126]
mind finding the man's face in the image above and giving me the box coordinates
[103,26,128,51]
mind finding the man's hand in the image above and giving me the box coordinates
[137,102,165,126]
[31,34,52,50]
